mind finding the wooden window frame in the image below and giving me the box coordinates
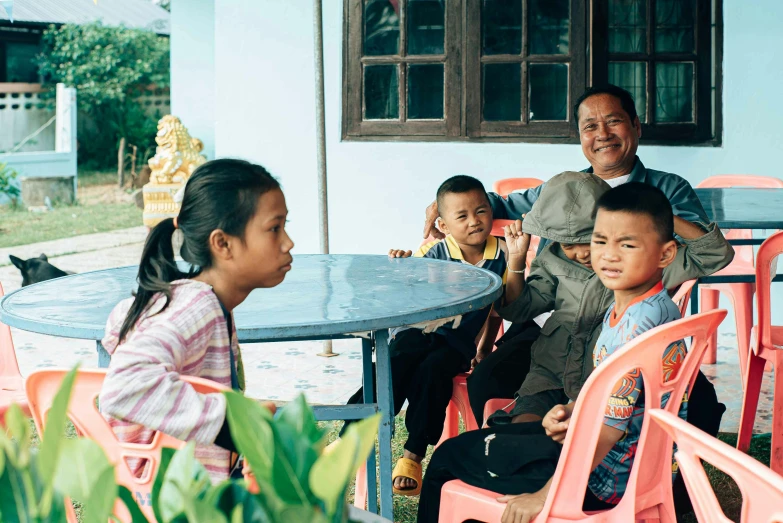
[591,0,721,145]
[342,0,721,145]
[464,0,586,141]
[343,0,463,139]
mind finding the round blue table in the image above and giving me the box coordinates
[0,254,502,520]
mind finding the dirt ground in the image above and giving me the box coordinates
[78,184,139,205]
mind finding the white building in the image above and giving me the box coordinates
[170,0,780,256]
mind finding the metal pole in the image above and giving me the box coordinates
[314,0,337,357]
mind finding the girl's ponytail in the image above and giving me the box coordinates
[118,158,280,343]
[119,217,186,342]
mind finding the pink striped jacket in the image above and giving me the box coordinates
[99,279,244,482]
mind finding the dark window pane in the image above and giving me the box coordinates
[609,62,647,123]
[5,43,41,83]
[482,0,522,55]
[483,63,521,121]
[655,62,693,122]
[364,0,400,56]
[528,0,569,55]
[655,0,695,53]
[529,64,568,121]
[408,64,444,119]
[364,65,400,119]
[608,0,646,53]
[408,0,445,55]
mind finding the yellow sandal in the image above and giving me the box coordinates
[392,457,422,496]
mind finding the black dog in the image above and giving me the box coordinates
[9,254,70,287]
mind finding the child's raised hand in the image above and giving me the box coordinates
[388,249,413,258]
[503,219,531,259]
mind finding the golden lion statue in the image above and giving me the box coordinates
[142,115,207,227]
[148,115,207,184]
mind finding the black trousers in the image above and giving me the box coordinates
[417,421,614,522]
[467,321,539,426]
[346,329,470,456]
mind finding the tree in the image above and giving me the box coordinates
[38,22,170,169]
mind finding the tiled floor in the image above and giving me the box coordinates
[2,228,774,434]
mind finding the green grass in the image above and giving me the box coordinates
[25,417,770,522]
[0,202,142,248]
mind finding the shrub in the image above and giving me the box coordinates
[37,22,170,169]
[0,162,21,203]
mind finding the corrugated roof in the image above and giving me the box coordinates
[0,0,170,34]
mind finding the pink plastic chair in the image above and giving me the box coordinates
[438,309,726,523]
[438,318,506,445]
[671,279,696,318]
[697,175,783,367]
[25,368,231,522]
[650,409,783,523]
[737,230,783,473]
[0,282,29,425]
[492,177,544,265]
[492,178,544,198]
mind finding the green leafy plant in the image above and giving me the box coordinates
[147,393,381,523]
[1,368,380,522]
[0,162,20,203]
[0,368,138,522]
[37,22,170,169]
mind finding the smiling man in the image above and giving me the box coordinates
[422,84,710,244]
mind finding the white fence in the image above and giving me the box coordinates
[0,84,56,153]
[0,83,78,203]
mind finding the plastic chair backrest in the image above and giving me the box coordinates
[650,409,783,523]
[536,309,726,522]
[0,282,22,380]
[25,368,230,522]
[671,279,696,317]
[754,231,783,352]
[493,177,544,197]
[697,175,783,266]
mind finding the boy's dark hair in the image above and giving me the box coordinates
[436,175,489,209]
[593,182,674,242]
[119,158,281,342]
[573,84,639,127]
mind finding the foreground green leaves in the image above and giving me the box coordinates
[0,368,96,523]
[1,366,379,523]
[224,391,381,523]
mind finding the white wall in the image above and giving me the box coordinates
[185,1,783,256]
[171,0,216,160]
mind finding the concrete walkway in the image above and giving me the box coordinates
[0,227,148,270]
[0,228,773,433]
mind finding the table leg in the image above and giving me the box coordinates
[374,330,394,521]
[96,341,111,368]
[362,337,378,514]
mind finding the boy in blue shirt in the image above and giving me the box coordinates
[345,175,507,496]
[418,182,690,522]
